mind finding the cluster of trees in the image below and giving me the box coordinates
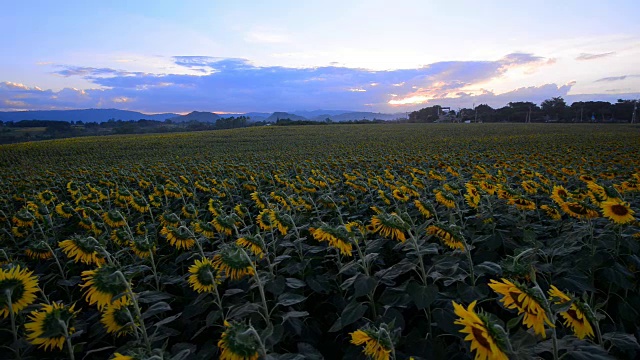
[408,98,638,123]
[0,116,252,144]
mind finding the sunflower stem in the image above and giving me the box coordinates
[241,250,271,327]
[58,319,75,360]
[43,242,67,280]
[6,289,21,360]
[115,271,151,353]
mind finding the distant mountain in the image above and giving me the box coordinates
[0,109,177,123]
[291,109,352,118]
[265,112,308,122]
[169,111,220,123]
[313,112,406,122]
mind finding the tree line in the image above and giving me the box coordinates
[408,98,638,123]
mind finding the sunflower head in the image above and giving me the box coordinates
[236,235,265,258]
[489,278,554,337]
[12,209,36,227]
[600,200,635,225]
[370,212,409,242]
[130,237,156,259]
[103,210,127,228]
[349,324,395,360]
[80,264,129,310]
[25,302,77,351]
[452,300,509,360]
[188,258,221,293]
[218,320,260,360]
[427,224,465,251]
[0,265,39,318]
[59,236,105,266]
[160,226,195,250]
[101,298,136,337]
[212,244,255,281]
[310,225,353,256]
[25,241,54,260]
[548,285,595,339]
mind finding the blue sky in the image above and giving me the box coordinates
[1,0,639,113]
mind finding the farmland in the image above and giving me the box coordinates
[1,123,639,360]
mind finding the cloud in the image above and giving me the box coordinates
[1,53,633,113]
[595,74,640,82]
[575,52,615,61]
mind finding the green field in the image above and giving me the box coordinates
[1,123,639,360]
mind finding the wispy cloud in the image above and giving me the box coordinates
[575,52,615,61]
[595,74,640,82]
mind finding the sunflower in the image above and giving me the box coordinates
[158,212,181,227]
[378,190,392,205]
[478,181,497,195]
[130,237,156,259]
[250,192,268,209]
[464,183,481,209]
[80,265,130,310]
[521,180,539,195]
[25,302,77,351]
[548,285,594,339]
[350,327,393,360]
[489,278,554,337]
[550,185,570,205]
[101,298,136,337]
[452,301,509,360]
[129,196,150,213]
[102,210,127,228]
[508,197,536,211]
[11,226,28,238]
[434,190,456,209]
[236,236,265,258]
[59,236,105,266]
[37,190,57,205]
[194,221,217,239]
[410,200,431,219]
[55,203,74,219]
[218,320,260,360]
[25,241,54,260]
[188,258,221,293]
[310,226,353,256]
[600,200,635,225]
[256,209,275,231]
[270,211,292,236]
[213,215,236,236]
[427,225,465,251]
[540,205,562,220]
[212,245,255,281]
[110,228,131,246]
[0,265,39,318]
[270,191,291,210]
[12,209,35,228]
[392,189,410,202]
[560,201,599,220]
[134,221,146,236]
[234,204,247,218]
[181,204,198,219]
[370,213,408,242]
[160,226,195,250]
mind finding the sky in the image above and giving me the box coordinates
[1,0,639,114]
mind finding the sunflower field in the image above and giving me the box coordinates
[1,123,639,360]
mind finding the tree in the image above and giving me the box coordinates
[541,97,567,121]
